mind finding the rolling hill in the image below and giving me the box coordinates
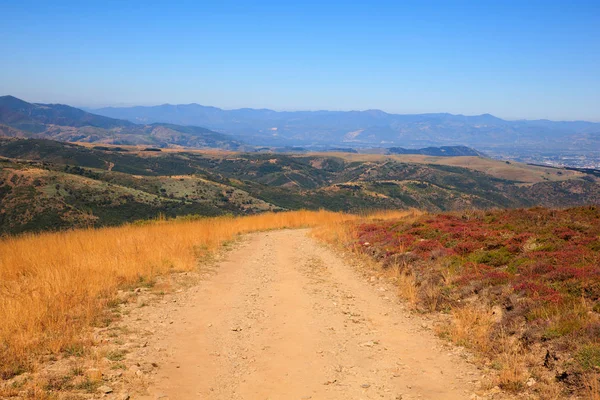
[1,137,599,234]
[0,95,241,149]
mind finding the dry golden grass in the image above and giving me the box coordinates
[311,209,421,243]
[312,209,423,304]
[584,373,600,400]
[395,272,419,306]
[1,210,392,378]
[495,352,527,393]
[447,305,495,354]
[491,331,528,392]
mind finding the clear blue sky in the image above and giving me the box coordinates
[1,0,599,121]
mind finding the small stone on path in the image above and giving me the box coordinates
[98,385,113,394]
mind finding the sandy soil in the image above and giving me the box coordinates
[118,229,501,400]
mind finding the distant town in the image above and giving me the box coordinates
[482,148,600,170]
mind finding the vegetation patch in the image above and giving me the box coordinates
[1,138,599,235]
[321,206,600,397]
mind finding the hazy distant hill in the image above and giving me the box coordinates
[387,146,483,157]
[0,96,241,149]
[90,103,600,150]
[0,95,136,133]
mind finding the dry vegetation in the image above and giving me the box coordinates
[315,206,600,398]
[3,205,598,399]
[72,143,581,184]
[307,152,583,183]
[0,211,341,379]
[0,209,410,384]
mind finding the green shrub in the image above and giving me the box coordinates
[469,247,512,267]
[576,344,600,371]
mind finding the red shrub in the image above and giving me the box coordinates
[506,233,532,253]
[553,227,578,241]
[413,239,443,255]
[454,241,480,256]
[524,262,556,276]
[353,206,599,307]
[513,281,563,304]
[482,270,512,285]
[548,265,600,281]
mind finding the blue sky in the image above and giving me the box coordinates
[1,0,599,120]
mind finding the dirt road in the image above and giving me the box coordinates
[136,229,486,399]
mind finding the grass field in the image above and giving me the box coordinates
[0,209,410,381]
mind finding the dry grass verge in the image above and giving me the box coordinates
[1,210,396,380]
[0,209,410,383]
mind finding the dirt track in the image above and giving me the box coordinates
[136,229,488,399]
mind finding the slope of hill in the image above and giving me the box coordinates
[90,102,600,150]
[0,95,136,132]
[0,161,280,234]
[1,138,599,234]
[313,153,586,183]
[0,96,241,149]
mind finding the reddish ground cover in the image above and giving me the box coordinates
[354,206,600,393]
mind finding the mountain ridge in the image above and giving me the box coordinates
[3,95,599,154]
[92,103,596,124]
[91,102,599,125]
[88,102,600,149]
[0,95,241,149]
[1,96,487,156]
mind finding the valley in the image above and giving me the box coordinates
[1,138,599,235]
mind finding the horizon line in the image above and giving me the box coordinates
[3,94,600,124]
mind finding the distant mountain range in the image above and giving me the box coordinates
[0,96,241,149]
[89,102,600,150]
[2,95,598,153]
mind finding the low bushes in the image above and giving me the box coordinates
[322,206,600,397]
